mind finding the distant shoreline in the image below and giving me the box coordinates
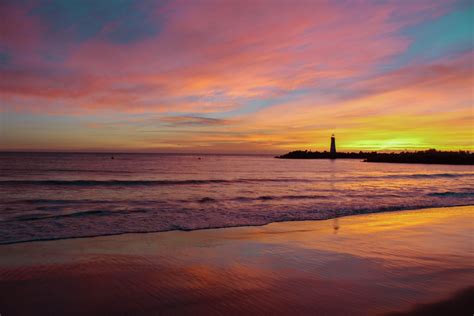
[276,149,474,165]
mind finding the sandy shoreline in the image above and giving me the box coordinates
[1,205,473,315]
[3,203,473,246]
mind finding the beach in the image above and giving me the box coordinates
[2,1,473,314]
[0,205,472,315]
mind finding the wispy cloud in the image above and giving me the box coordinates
[0,0,471,152]
[160,115,231,127]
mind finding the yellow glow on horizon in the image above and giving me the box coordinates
[345,138,426,151]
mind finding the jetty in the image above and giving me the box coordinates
[276,136,473,165]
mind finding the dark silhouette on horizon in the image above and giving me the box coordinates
[276,136,473,165]
[277,149,473,165]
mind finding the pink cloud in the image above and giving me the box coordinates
[3,1,470,153]
[0,0,453,116]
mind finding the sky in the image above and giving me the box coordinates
[0,0,473,153]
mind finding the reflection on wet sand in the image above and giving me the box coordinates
[333,217,340,234]
[0,206,472,315]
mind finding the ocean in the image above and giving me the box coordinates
[1,152,473,244]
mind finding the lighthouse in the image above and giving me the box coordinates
[330,134,336,156]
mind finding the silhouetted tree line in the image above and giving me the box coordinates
[276,149,473,165]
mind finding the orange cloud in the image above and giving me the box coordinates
[1,0,470,152]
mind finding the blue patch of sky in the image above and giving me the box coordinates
[29,0,164,44]
[0,50,10,68]
[1,110,83,130]
[166,85,355,122]
[207,88,313,120]
[388,2,473,69]
[42,52,67,63]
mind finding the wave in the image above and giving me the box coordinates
[1,172,472,187]
[196,194,328,203]
[6,189,472,209]
[196,195,330,203]
[234,194,328,202]
[10,209,150,222]
[23,199,111,204]
[7,196,472,224]
[0,178,315,187]
[8,194,329,206]
[428,191,474,197]
[198,197,216,203]
[379,173,473,179]
[0,168,134,174]
[2,204,472,245]
[2,172,473,186]
[0,179,232,186]
[12,210,111,221]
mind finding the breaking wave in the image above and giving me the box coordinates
[1,172,472,187]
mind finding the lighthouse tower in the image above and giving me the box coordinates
[330,134,336,156]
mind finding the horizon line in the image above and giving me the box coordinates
[0,148,471,155]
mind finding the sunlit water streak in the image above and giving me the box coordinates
[0,152,473,244]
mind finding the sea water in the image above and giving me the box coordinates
[1,152,472,243]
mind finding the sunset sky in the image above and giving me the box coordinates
[1,0,473,153]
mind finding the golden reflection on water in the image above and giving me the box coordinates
[0,206,472,315]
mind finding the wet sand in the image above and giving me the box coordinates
[0,206,473,315]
